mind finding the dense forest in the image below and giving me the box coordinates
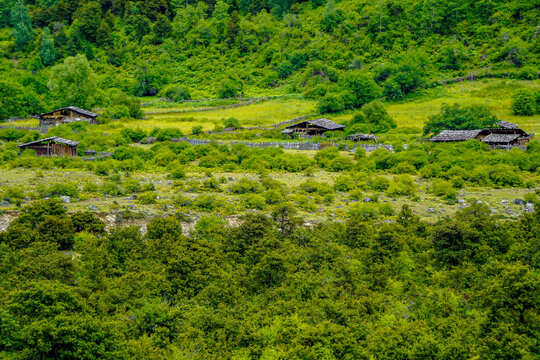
[0,199,538,359]
[0,0,538,115]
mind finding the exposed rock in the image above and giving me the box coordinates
[501,199,508,205]
[513,199,526,205]
[124,197,135,200]
[0,201,10,207]
[88,204,99,211]
[59,196,71,203]
[427,207,435,213]
[458,204,467,209]
[457,199,465,204]
[363,197,372,203]
[524,203,535,214]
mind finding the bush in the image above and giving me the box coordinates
[223,118,241,129]
[512,90,536,116]
[195,194,224,211]
[138,192,157,204]
[317,93,345,113]
[423,103,497,135]
[327,156,354,172]
[192,125,203,135]
[216,77,243,98]
[229,178,261,194]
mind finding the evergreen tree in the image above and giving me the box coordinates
[40,29,56,66]
[10,0,33,51]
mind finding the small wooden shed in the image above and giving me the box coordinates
[282,118,345,137]
[39,106,99,127]
[347,133,378,142]
[17,137,79,157]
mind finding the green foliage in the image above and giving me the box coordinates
[424,103,498,135]
[216,76,243,98]
[512,90,537,116]
[48,54,98,108]
[348,100,397,134]
[10,0,33,51]
[0,80,28,121]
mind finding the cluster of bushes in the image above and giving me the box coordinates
[512,89,540,116]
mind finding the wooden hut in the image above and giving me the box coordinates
[430,129,490,142]
[39,106,99,127]
[481,134,521,146]
[17,137,79,157]
[347,133,378,142]
[282,118,345,137]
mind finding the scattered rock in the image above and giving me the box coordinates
[490,208,497,214]
[124,197,135,201]
[0,201,10,207]
[501,199,508,205]
[427,207,435,213]
[59,196,71,203]
[457,199,465,204]
[476,200,483,204]
[128,205,136,210]
[505,208,513,214]
[363,197,372,203]
[524,203,534,214]
[458,204,467,209]
[88,205,99,211]
[513,199,525,205]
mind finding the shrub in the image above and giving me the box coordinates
[192,125,203,135]
[317,93,345,113]
[512,90,536,116]
[327,156,354,172]
[229,178,261,194]
[216,77,243,98]
[195,194,224,211]
[223,118,241,129]
[334,175,355,192]
[242,194,266,210]
[71,211,106,233]
[102,105,130,119]
[123,179,142,193]
[138,192,157,204]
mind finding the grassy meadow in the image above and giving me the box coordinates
[7,79,539,136]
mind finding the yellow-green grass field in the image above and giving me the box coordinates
[6,79,539,134]
[127,98,318,132]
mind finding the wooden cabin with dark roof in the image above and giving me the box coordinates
[39,106,99,127]
[17,137,79,157]
[282,118,345,137]
[430,129,490,142]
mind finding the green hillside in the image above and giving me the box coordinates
[0,0,538,115]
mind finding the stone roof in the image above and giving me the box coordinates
[430,129,487,142]
[286,118,345,130]
[348,133,378,141]
[482,133,520,144]
[495,120,519,129]
[17,136,79,147]
[40,106,98,118]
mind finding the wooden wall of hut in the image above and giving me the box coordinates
[19,143,77,157]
